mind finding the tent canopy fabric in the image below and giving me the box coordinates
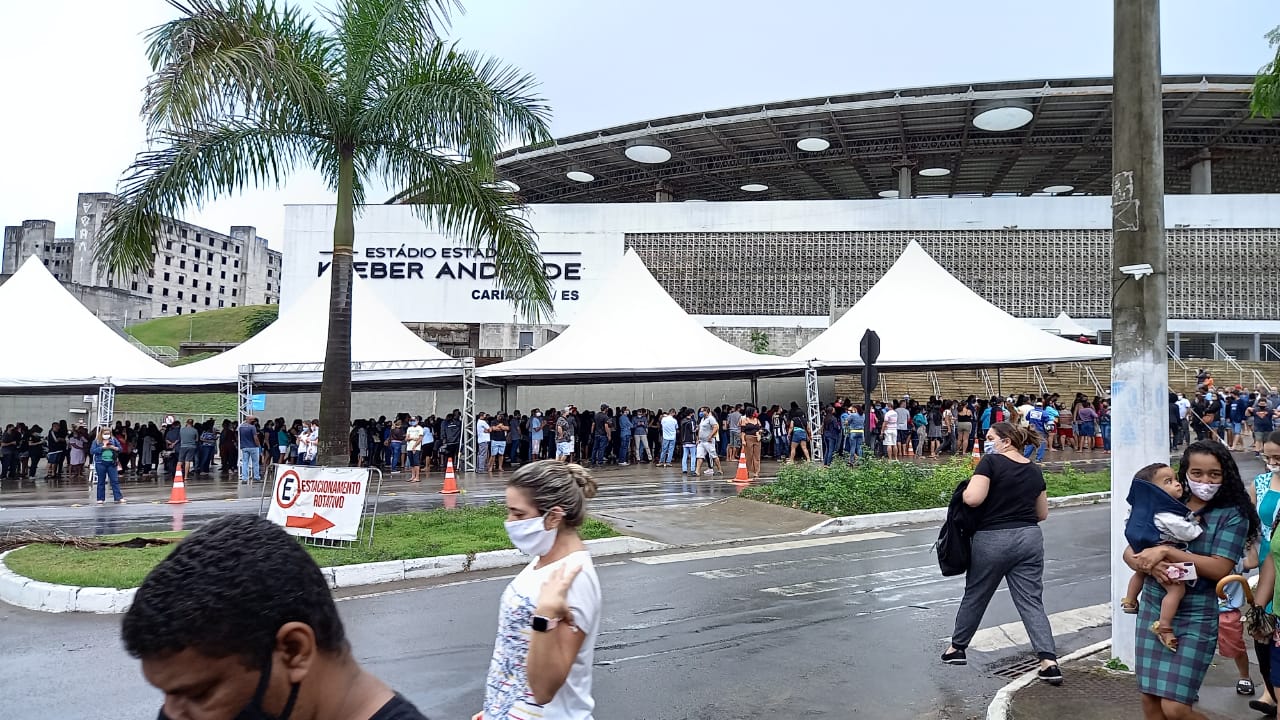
[793,241,1111,370]
[1045,312,1094,337]
[170,271,459,388]
[479,249,802,383]
[0,256,182,391]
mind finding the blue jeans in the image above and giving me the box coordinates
[846,433,863,459]
[507,438,522,463]
[240,447,260,481]
[823,435,841,465]
[389,441,403,470]
[198,444,215,473]
[660,438,676,464]
[682,444,696,473]
[1024,440,1047,462]
[617,433,630,462]
[592,435,609,465]
[1101,422,1111,451]
[95,461,121,501]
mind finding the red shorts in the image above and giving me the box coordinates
[1218,609,1246,658]
[1057,427,1074,438]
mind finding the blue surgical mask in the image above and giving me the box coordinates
[984,441,997,454]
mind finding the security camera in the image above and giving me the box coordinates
[1119,263,1154,279]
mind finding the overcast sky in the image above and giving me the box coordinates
[1,0,1276,254]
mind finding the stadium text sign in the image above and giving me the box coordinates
[266,465,370,542]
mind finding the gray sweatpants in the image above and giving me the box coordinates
[950,525,1057,660]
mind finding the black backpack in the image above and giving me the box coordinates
[934,480,975,577]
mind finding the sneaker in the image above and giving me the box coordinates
[618,462,629,466]
[116,498,127,504]
[95,500,105,506]
[1037,664,1064,685]
[703,470,715,476]
[941,648,966,665]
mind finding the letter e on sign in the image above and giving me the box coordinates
[276,469,301,509]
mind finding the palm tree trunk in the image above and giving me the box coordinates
[318,146,356,466]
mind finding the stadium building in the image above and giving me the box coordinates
[283,74,1279,365]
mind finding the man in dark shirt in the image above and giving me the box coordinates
[123,514,430,720]
[591,404,610,466]
[1,424,20,478]
[237,417,260,483]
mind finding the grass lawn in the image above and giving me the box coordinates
[4,505,618,589]
[114,392,239,416]
[126,305,270,348]
[741,458,1111,517]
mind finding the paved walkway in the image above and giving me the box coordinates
[1010,646,1261,720]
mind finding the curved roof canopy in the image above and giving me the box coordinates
[473,75,1277,204]
[479,249,801,383]
[0,257,180,391]
[170,271,455,388]
[793,241,1111,370]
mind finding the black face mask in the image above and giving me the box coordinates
[158,657,300,720]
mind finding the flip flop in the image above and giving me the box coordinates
[1248,699,1278,717]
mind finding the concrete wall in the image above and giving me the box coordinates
[705,326,825,355]
[0,394,96,426]
[65,285,152,326]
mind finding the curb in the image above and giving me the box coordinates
[801,491,1111,535]
[0,535,669,615]
[985,639,1112,720]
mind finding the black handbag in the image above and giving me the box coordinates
[934,480,975,576]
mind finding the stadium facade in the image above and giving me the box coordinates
[280,74,1280,362]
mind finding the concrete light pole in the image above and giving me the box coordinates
[1110,0,1168,668]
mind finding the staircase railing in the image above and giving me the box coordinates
[1211,343,1245,385]
[1264,344,1280,363]
[925,371,941,398]
[977,369,995,398]
[1076,363,1106,397]
[1167,346,1189,389]
[1028,366,1049,396]
[1252,370,1275,394]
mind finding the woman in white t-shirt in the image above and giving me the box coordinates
[478,461,602,720]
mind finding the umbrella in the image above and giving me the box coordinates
[1217,574,1277,642]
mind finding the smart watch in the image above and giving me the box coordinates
[531,615,560,632]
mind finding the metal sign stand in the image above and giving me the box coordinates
[259,466,384,549]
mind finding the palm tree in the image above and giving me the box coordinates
[96,0,554,465]
[1253,27,1280,117]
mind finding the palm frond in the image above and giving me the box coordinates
[363,42,551,172]
[332,0,458,104]
[1252,27,1280,118]
[144,0,337,133]
[363,142,553,320]
[96,122,322,276]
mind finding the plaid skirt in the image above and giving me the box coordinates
[1134,575,1218,705]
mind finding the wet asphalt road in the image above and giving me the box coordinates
[2,503,1111,720]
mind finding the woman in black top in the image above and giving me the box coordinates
[26,424,45,478]
[942,421,1062,686]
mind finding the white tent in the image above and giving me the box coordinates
[170,270,458,387]
[0,256,182,390]
[1044,311,1094,338]
[479,249,802,383]
[793,241,1111,369]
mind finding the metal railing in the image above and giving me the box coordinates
[1167,346,1189,388]
[977,369,995,398]
[1265,344,1280,363]
[1027,366,1049,396]
[1076,363,1106,397]
[925,371,941,398]
[1252,370,1275,395]
[1210,343,1245,385]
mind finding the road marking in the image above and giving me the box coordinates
[689,544,934,579]
[968,602,1110,652]
[631,531,899,565]
[336,573,514,602]
[760,564,944,597]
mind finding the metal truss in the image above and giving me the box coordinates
[95,383,115,429]
[805,365,822,462]
[461,357,476,476]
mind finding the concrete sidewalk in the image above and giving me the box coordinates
[1009,646,1263,720]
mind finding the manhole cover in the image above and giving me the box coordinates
[991,656,1041,680]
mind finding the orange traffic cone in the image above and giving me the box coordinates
[906,441,915,458]
[166,463,189,504]
[441,458,460,494]
[971,440,983,464]
[733,452,750,483]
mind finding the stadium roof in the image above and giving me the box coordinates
[482,74,1279,203]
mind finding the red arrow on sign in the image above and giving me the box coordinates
[286,514,336,535]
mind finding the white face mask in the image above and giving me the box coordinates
[504,513,558,557]
[1187,479,1221,502]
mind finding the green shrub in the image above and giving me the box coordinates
[742,459,1110,516]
